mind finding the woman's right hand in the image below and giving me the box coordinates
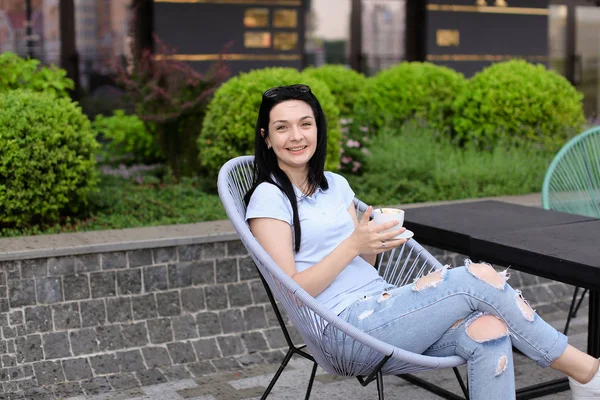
[349,206,408,255]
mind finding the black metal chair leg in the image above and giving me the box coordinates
[377,371,385,400]
[304,362,318,400]
[261,348,295,400]
[453,367,469,399]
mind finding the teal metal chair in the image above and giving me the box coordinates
[542,125,600,334]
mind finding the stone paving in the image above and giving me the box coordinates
[64,302,589,400]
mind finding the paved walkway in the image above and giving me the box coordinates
[65,302,589,400]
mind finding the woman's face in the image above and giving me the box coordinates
[264,100,317,174]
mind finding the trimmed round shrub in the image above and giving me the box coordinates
[0,52,74,98]
[353,62,467,133]
[93,110,163,165]
[199,67,341,174]
[452,60,585,151]
[302,64,366,117]
[0,90,99,227]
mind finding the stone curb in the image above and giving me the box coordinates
[0,193,541,262]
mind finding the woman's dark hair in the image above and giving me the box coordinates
[244,84,329,252]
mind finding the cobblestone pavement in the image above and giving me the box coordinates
[64,304,589,400]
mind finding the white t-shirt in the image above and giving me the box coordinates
[245,172,387,315]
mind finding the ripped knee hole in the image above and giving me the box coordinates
[467,262,508,289]
[466,315,508,343]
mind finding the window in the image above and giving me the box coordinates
[244,8,270,27]
[244,31,272,48]
[274,32,298,50]
[274,9,297,28]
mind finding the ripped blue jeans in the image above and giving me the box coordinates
[336,261,568,400]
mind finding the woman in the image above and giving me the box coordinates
[244,84,600,399]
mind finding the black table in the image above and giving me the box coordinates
[402,200,600,399]
[471,219,600,356]
[404,200,597,256]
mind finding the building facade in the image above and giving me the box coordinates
[1,0,598,116]
[152,0,305,75]
[0,0,44,58]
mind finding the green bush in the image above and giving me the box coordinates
[0,90,99,227]
[199,67,341,174]
[0,52,74,98]
[348,121,553,206]
[302,64,366,117]
[93,110,163,165]
[452,60,585,151]
[353,62,467,134]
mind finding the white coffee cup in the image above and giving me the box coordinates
[372,208,405,237]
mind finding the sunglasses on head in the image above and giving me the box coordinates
[263,84,311,98]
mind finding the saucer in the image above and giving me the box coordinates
[394,229,414,240]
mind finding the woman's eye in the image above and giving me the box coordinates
[276,125,287,131]
[302,122,312,127]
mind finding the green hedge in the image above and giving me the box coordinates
[303,64,366,117]
[452,60,585,150]
[0,52,74,98]
[349,121,553,206]
[199,67,341,174]
[353,62,467,133]
[0,90,99,226]
[93,110,162,165]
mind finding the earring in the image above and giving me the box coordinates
[267,144,271,149]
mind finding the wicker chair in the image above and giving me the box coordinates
[542,125,600,335]
[217,156,468,399]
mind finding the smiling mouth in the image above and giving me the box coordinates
[287,146,307,152]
